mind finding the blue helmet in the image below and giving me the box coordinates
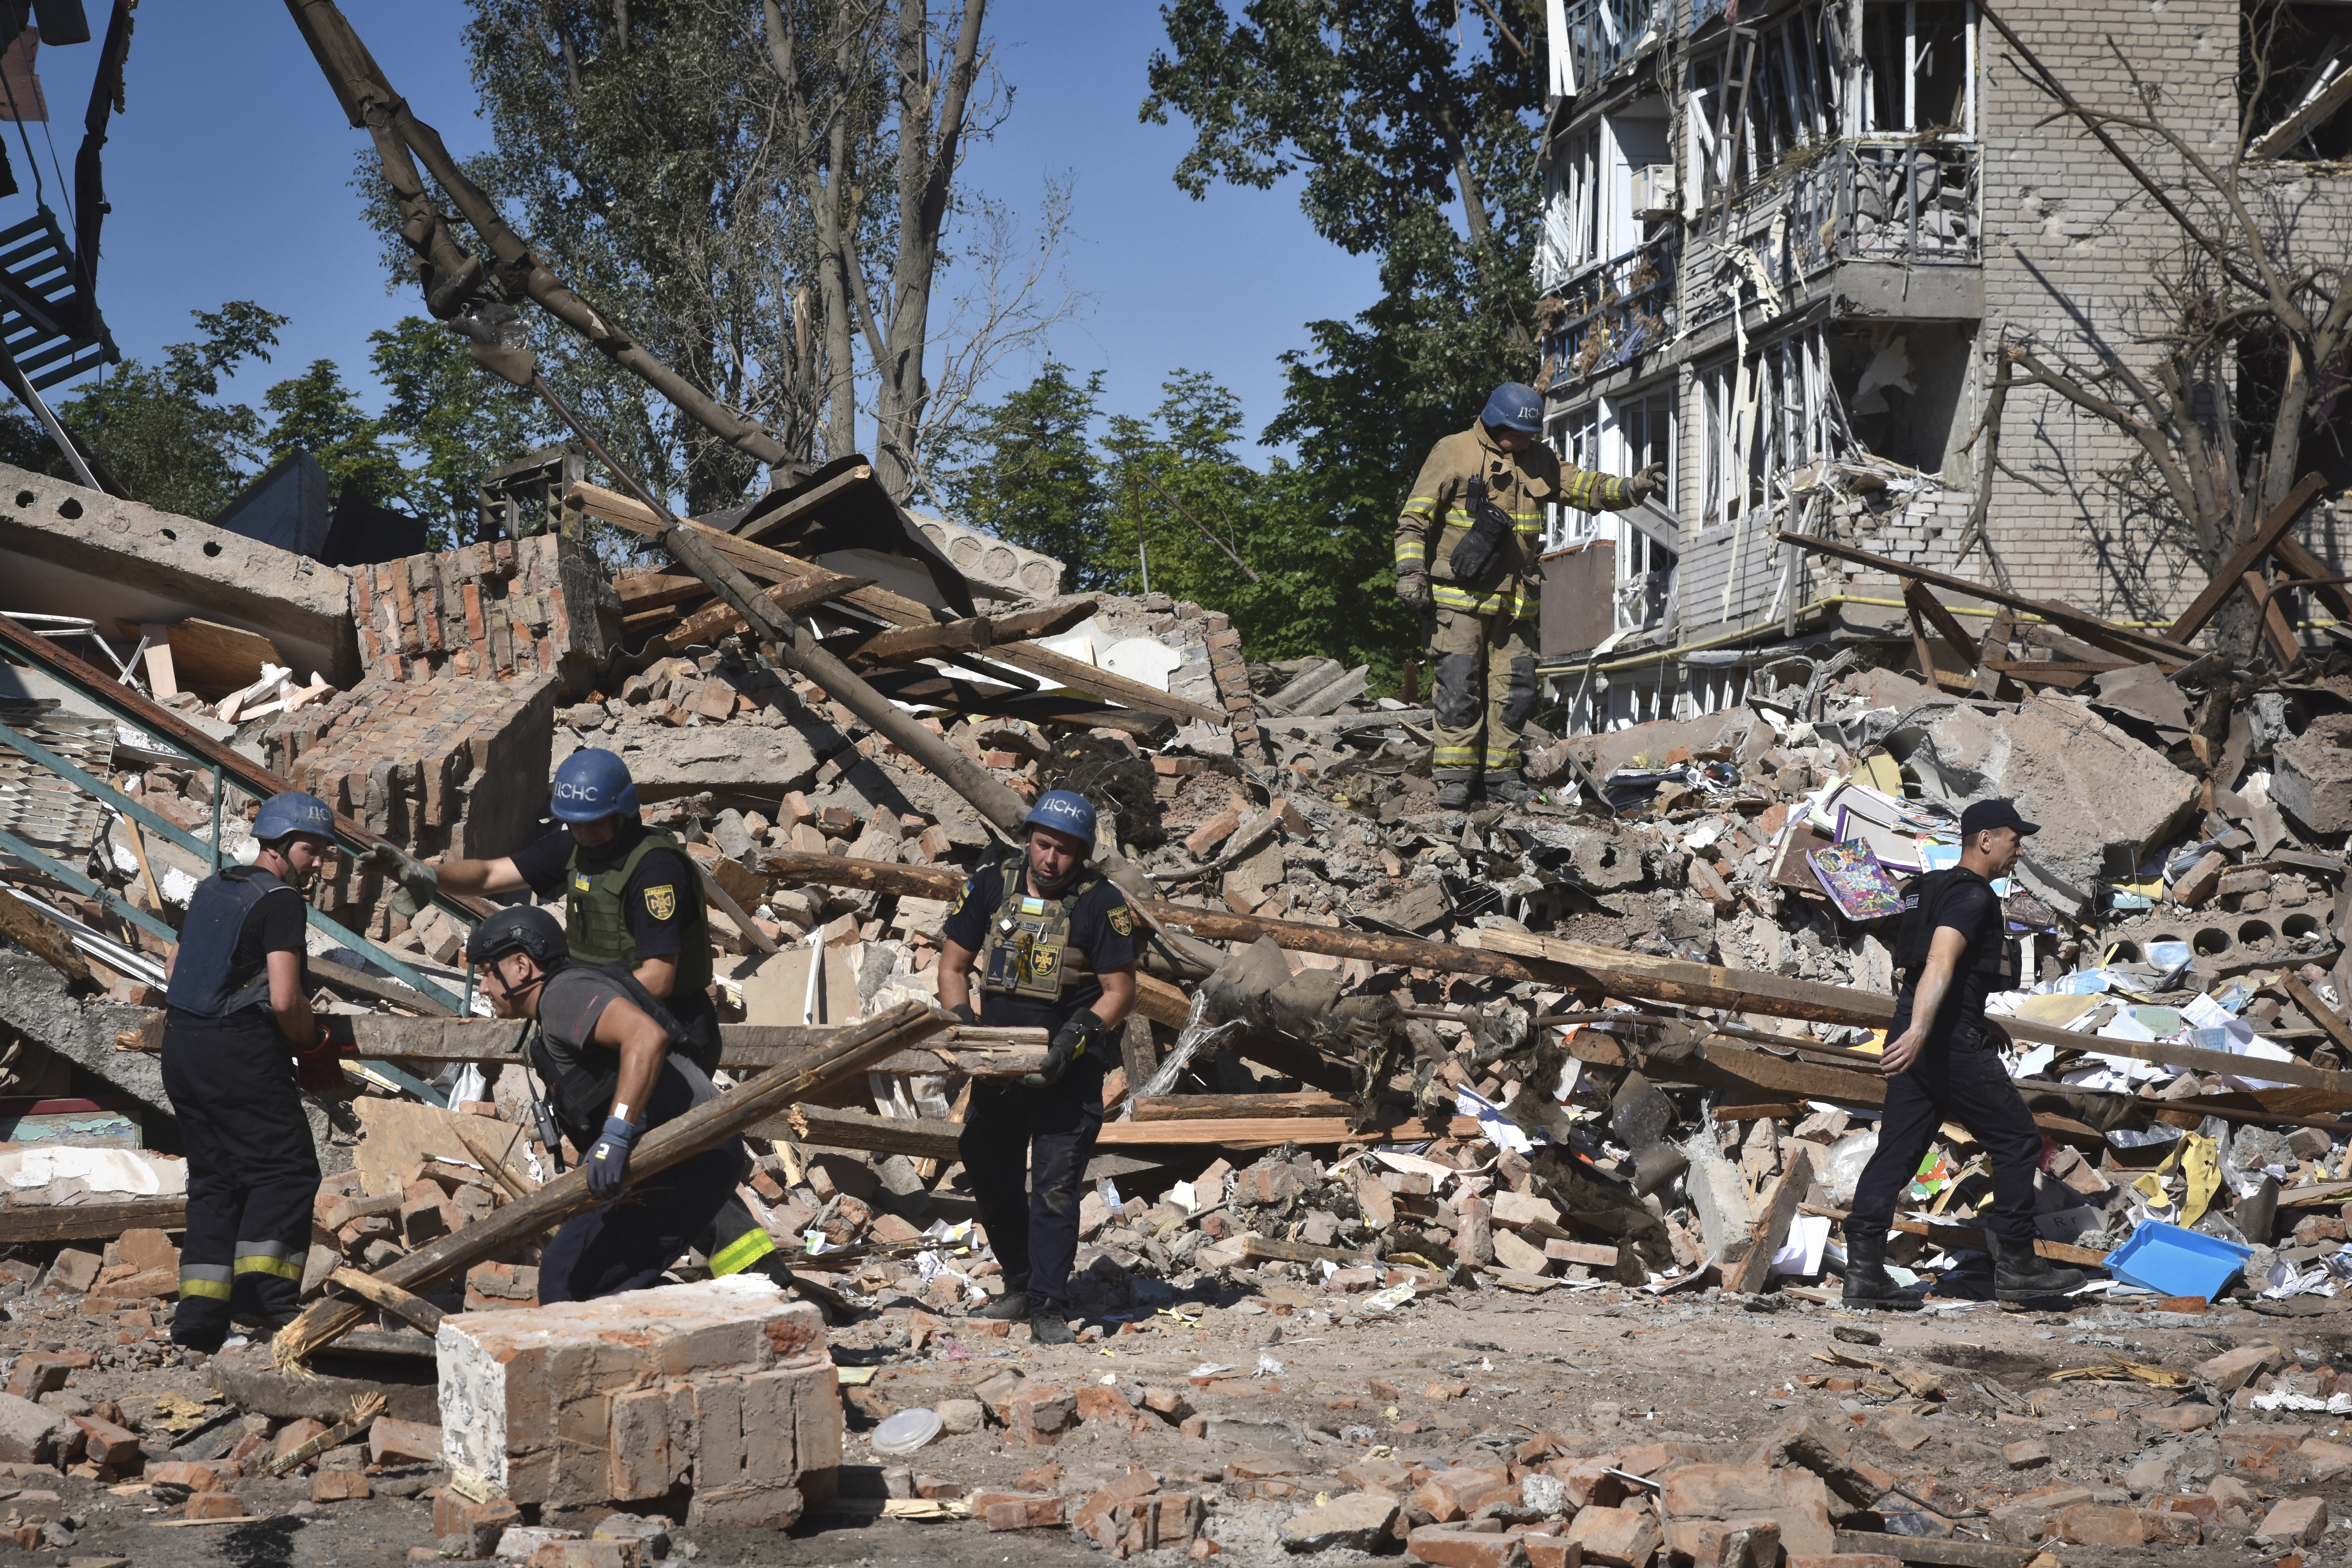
[1022,789,1097,851]
[1480,382,1543,434]
[550,748,638,824]
[252,791,335,845]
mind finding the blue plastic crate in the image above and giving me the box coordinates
[2104,1220,2253,1301]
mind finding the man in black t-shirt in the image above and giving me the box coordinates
[399,750,721,1072]
[1846,799,2085,1308]
[938,791,1139,1344]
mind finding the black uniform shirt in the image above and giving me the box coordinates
[940,858,1140,1034]
[239,885,310,986]
[1888,875,2004,1049]
[537,965,716,1138]
[511,820,692,960]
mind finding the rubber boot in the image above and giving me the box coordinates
[1990,1231,2087,1303]
[1435,775,1481,809]
[1840,1229,1920,1310]
[1486,770,1533,806]
[975,1289,1032,1321]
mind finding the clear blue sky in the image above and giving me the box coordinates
[15,2,1383,467]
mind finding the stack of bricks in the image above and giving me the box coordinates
[267,672,558,937]
[1202,615,1271,761]
[354,533,619,696]
[436,1276,839,1530]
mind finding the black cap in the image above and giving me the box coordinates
[1959,799,2040,839]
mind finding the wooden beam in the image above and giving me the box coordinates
[1132,971,1194,1031]
[835,601,1100,668]
[1775,531,2189,668]
[0,1197,183,1243]
[856,668,1177,740]
[2246,570,2304,666]
[273,1002,949,1362]
[612,571,711,612]
[1901,579,1982,671]
[663,572,874,654]
[2251,72,2352,159]
[0,885,90,984]
[2164,473,2329,643]
[1131,1091,1355,1120]
[569,483,1224,725]
[327,1267,444,1336]
[782,1102,1460,1157]
[2270,534,2352,623]
[1728,1143,1813,1294]
[735,463,874,544]
[780,1103,962,1161]
[2284,972,2352,1056]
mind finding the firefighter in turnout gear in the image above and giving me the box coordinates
[1395,383,1662,807]
[384,749,721,1072]
[464,907,797,1301]
[938,791,1139,1345]
[162,791,349,1351]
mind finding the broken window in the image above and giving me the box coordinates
[1538,101,1672,292]
[1697,325,1853,529]
[1827,323,1975,476]
[1862,2,1972,136]
[1613,390,1678,631]
[1545,405,1604,550]
[2244,3,2352,160]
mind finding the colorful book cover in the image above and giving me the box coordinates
[1807,843,1907,921]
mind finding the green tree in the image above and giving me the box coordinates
[369,316,549,550]
[946,362,1113,587]
[260,359,410,508]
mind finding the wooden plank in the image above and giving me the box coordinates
[835,601,1100,668]
[327,1267,444,1335]
[2284,972,2352,1056]
[857,669,1176,740]
[0,885,90,983]
[1131,971,1194,1031]
[570,482,1224,725]
[663,572,874,654]
[1728,1144,1814,1294]
[137,624,178,700]
[1831,1531,2037,1568]
[153,618,282,701]
[735,463,875,543]
[1774,530,2189,668]
[1902,579,1984,672]
[780,1103,963,1161]
[0,1197,184,1243]
[2164,474,2329,643]
[1131,1091,1355,1121]
[2246,570,2304,665]
[612,571,711,611]
[2271,534,2352,623]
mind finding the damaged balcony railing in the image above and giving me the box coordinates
[1557,0,1664,91]
[1547,232,1678,385]
[1689,140,1980,326]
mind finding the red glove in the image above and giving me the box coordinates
[295,1015,359,1092]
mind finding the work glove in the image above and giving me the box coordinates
[1625,461,1668,505]
[585,1114,642,1199]
[1395,567,1432,610]
[1025,1010,1108,1088]
[948,1001,978,1027]
[293,1014,359,1094]
[364,843,440,911]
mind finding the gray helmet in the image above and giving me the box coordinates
[252,791,335,846]
[464,905,569,973]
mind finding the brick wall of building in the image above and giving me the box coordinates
[353,534,620,698]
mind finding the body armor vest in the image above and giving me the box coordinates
[166,866,296,1019]
[564,827,713,997]
[1892,866,2018,989]
[976,855,1100,1002]
[528,964,694,1150]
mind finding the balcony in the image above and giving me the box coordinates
[1555,0,1664,94]
[1686,140,1980,327]
[1543,232,1679,388]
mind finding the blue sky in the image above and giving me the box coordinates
[15,2,1384,465]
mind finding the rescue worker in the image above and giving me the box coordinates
[1395,383,1663,807]
[1843,800,2087,1308]
[938,791,1139,1345]
[465,907,775,1301]
[163,791,349,1351]
[379,749,720,1074]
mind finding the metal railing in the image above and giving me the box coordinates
[1687,140,1980,326]
[1557,0,1665,91]
[1546,233,1679,386]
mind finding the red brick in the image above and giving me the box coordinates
[2057,1504,2147,1546]
[370,1415,444,1466]
[148,1460,223,1492]
[1406,1526,1526,1568]
[529,1543,640,1568]
[1565,1506,1664,1568]
[184,1492,247,1521]
[2258,1497,2329,1545]
[1009,1385,1075,1446]
[312,1471,372,1502]
[982,1495,1068,1530]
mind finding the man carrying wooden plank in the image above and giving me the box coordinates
[1844,800,2086,1309]
[937,792,1139,1344]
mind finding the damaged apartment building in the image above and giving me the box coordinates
[1531,0,2352,729]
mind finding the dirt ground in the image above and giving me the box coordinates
[14,1279,2342,1568]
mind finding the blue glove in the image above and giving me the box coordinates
[585,1115,641,1199]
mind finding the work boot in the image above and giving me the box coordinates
[1030,1305,1077,1346]
[974,1290,1032,1322]
[1840,1229,1921,1311]
[1990,1233,2087,1303]
[1486,771,1533,807]
[1435,776,1481,810]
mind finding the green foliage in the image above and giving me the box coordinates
[947,362,1114,589]
[369,317,550,549]
[261,359,411,508]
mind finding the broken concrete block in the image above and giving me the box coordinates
[2056,1504,2146,1546]
[437,1275,838,1520]
[2255,1495,2329,1545]
[1282,1493,1399,1553]
[1563,1506,1664,1568]
[47,1249,100,1294]
[2273,714,2352,836]
[0,1391,75,1467]
[2173,851,2227,908]
[1895,694,2198,916]
[1658,1465,1835,1557]
[2191,1341,2282,1393]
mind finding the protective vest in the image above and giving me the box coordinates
[165,866,297,1019]
[564,827,713,998]
[1394,425,1635,621]
[1891,866,2017,988]
[976,855,1100,1002]
[528,964,697,1150]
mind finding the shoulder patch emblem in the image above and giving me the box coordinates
[952,877,974,915]
[642,884,678,921]
[1108,905,1135,937]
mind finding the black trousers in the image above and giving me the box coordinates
[1848,1023,2045,1251]
[160,1008,321,1349]
[960,1070,1104,1310]
[540,1140,747,1302]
